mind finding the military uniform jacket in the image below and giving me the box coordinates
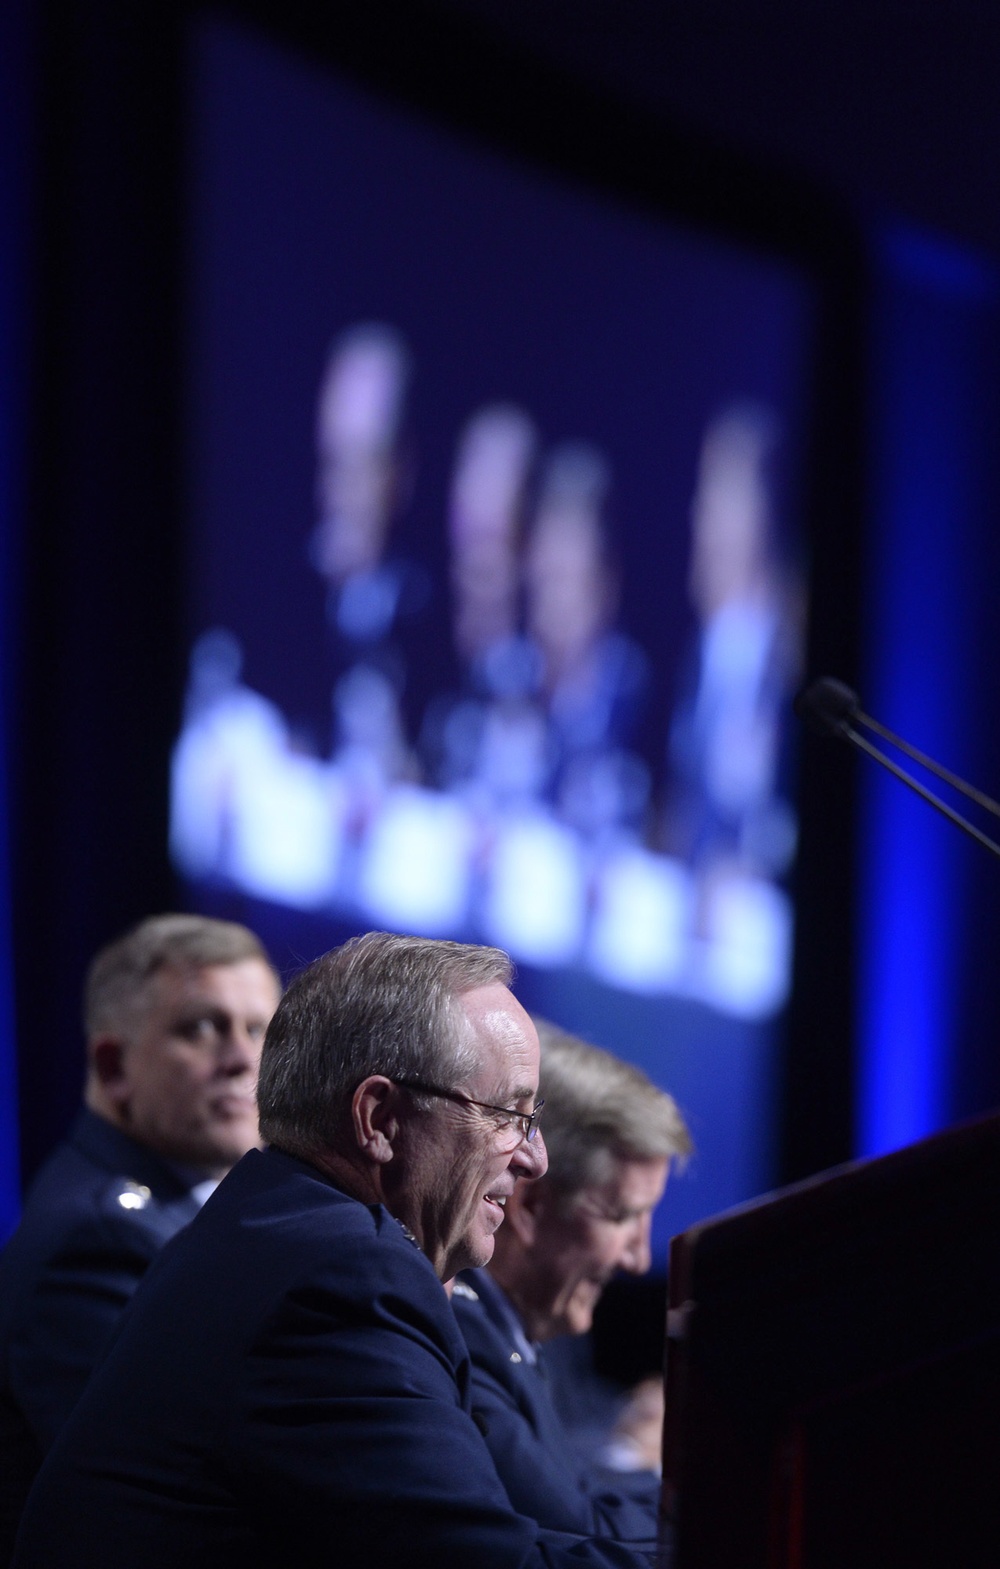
[13,1146,653,1569]
[452,1268,660,1543]
[0,1110,204,1562]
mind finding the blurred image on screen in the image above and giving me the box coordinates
[170,17,816,1243]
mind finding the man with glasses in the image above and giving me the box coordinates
[453,1020,691,1540]
[14,933,655,1569]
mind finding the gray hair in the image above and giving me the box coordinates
[257,932,512,1159]
[84,914,277,1037]
[533,1018,692,1196]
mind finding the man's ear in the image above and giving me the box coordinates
[504,1172,551,1248]
[351,1076,401,1165]
[87,1036,130,1113]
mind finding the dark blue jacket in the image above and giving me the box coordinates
[13,1147,654,1569]
[0,1110,204,1563]
[453,1268,660,1543]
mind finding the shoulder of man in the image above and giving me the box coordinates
[451,1267,546,1414]
[158,1146,470,1366]
[5,1113,201,1269]
[452,1269,521,1350]
[0,1125,208,1372]
[54,1145,478,1437]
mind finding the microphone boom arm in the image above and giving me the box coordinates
[853,712,1000,821]
[845,724,1000,861]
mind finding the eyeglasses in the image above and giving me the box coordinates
[394,1078,544,1144]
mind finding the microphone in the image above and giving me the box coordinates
[793,677,860,738]
[794,677,1000,861]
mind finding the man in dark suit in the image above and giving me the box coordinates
[13,933,654,1569]
[0,914,280,1561]
[452,1021,691,1538]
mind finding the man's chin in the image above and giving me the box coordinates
[446,1234,495,1281]
[562,1284,604,1337]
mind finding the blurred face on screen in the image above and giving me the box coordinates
[89,959,280,1177]
[449,405,536,658]
[526,503,615,680]
[313,328,409,582]
[688,412,773,618]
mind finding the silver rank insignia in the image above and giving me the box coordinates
[115,1181,152,1211]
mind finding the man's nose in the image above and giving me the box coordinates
[620,1212,653,1275]
[216,1024,258,1075]
[512,1127,547,1181]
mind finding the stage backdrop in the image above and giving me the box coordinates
[169,16,820,1255]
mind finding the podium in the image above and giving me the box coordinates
[663,1112,1000,1567]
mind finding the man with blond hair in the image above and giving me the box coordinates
[0,914,280,1562]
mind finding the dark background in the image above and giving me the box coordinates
[5,0,1000,1255]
